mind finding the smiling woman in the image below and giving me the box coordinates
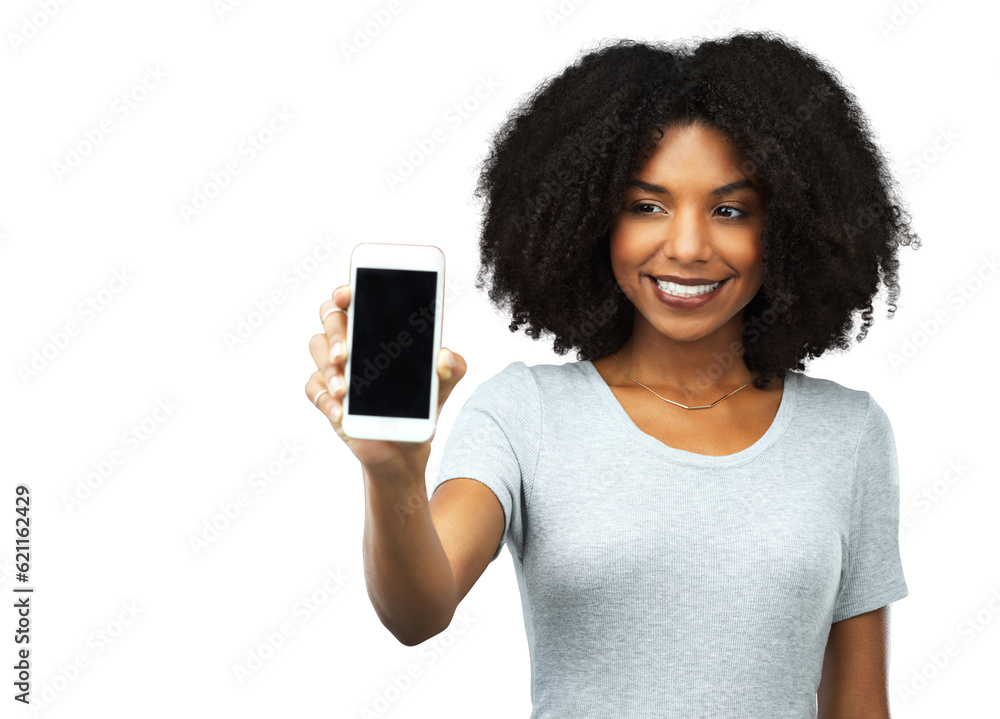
[317,28,922,719]
[444,30,918,717]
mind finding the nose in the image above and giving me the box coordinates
[660,206,713,264]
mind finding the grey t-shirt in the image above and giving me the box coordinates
[431,360,909,718]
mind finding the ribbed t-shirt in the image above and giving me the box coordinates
[431,360,909,718]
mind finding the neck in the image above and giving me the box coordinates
[613,315,757,402]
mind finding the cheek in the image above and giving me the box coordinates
[607,227,641,302]
[609,217,647,264]
[728,228,764,279]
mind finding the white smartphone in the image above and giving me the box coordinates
[341,242,446,443]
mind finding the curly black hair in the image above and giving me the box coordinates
[471,30,920,389]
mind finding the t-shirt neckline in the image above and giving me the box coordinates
[579,359,799,468]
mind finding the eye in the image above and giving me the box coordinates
[716,205,750,220]
[628,203,752,219]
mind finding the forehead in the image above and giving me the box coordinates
[643,124,744,169]
[632,123,759,191]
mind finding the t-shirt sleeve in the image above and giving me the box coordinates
[832,394,910,622]
[430,361,541,563]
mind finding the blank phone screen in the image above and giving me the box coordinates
[348,268,438,419]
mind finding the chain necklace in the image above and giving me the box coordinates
[612,351,756,410]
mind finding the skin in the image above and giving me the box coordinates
[592,121,894,715]
[818,607,893,719]
[591,119,783,456]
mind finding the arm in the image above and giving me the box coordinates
[362,459,505,647]
[362,457,457,647]
[817,606,893,719]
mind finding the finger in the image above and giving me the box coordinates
[308,333,344,396]
[307,373,353,446]
[320,290,350,366]
[318,300,348,363]
[321,284,350,324]
[305,372,342,423]
[332,284,350,305]
[436,347,466,408]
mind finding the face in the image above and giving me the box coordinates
[609,121,765,345]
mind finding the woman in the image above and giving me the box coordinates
[306,30,919,718]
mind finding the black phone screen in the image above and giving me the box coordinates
[348,268,438,419]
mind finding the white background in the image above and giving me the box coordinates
[3,0,997,717]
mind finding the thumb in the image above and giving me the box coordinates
[437,347,465,383]
[436,347,465,412]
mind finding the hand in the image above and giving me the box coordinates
[305,284,467,471]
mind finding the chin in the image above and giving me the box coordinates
[652,323,724,344]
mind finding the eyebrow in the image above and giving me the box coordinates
[627,178,759,196]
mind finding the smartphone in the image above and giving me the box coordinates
[341,243,445,443]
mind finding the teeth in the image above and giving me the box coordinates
[655,279,721,297]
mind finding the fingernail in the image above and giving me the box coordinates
[331,341,344,360]
[447,351,457,369]
[330,402,342,422]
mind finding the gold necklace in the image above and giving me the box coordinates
[612,351,756,410]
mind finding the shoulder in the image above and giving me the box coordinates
[480,359,588,398]
[792,372,897,464]
[462,360,595,432]
[458,361,543,425]
[474,360,538,399]
[792,371,883,430]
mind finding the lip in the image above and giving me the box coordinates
[648,275,728,310]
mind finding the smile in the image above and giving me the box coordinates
[654,278,722,297]
[648,276,728,310]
